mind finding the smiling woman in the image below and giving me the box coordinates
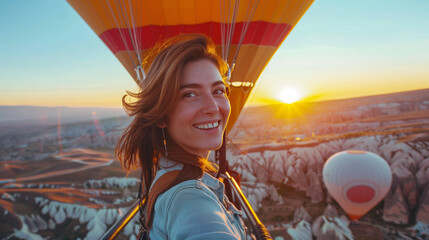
[115,35,245,240]
[279,87,300,104]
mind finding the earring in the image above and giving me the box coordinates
[162,128,168,156]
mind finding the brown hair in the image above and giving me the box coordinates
[115,34,228,196]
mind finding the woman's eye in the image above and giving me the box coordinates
[214,88,226,95]
[183,92,197,98]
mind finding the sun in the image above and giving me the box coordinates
[279,87,300,104]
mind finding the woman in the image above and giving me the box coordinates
[116,35,246,239]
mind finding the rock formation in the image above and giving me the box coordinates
[48,218,55,230]
[286,159,309,191]
[311,204,353,240]
[12,216,45,240]
[306,170,324,203]
[292,206,312,223]
[23,215,38,233]
[411,222,429,238]
[287,220,312,240]
[391,164,419,209]
[312,216,354,240]
[391,151,418,174]
[383,186,409,224]
[34,214,48,231]
[416,158,429,190]
[323,204,339,218]
[380,142,413,164]
[416,187,429,224]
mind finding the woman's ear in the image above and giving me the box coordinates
[157,120,167,128]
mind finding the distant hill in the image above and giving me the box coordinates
[239,88,429,122]
[0,106,126,126]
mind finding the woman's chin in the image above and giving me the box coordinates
[200,142,224,152]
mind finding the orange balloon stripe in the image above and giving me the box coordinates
[67,0,311,34]
[99,21,292,54]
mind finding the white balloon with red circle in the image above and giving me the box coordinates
[322,150,392,220]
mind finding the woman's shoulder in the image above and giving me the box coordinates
[156,174,217,208]
[152,159,225,213]
[153,157,222,199]
[153,172,225,218]
[150,171,246,239]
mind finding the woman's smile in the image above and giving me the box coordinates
[193,120,220,130]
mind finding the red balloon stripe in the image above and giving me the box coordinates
[98,21,292,53]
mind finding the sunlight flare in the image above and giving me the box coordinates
[279,87,300,104]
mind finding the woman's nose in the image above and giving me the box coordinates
[201,94,219,114]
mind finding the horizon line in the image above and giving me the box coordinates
[1,87,428,109]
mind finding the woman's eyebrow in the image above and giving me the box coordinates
[212,80,226,87]
[179,80,225,90]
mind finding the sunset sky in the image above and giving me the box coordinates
[1,0,428,107]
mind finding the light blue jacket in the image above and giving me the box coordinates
[148,157,246,239]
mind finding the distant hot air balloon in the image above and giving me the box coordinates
[66,0,314,132]
[323,150,392,221]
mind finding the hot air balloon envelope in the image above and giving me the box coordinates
[66,0,314,132]
[323,150,392,220]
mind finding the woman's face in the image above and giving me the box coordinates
[166,59,230,158]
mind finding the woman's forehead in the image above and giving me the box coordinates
[181,59,223,85]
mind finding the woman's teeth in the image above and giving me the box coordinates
[194,121,219,129]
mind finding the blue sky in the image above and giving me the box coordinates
[0,1,136,107]
[1,0,428,107]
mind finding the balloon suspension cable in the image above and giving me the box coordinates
[220,0,228,63]
[231,0,260,66]
[221,0,259,89]
[220,0,239,66]
[225,0,240,60]
[117,0,144,78]
[106,1,135,66]
[106,0,143,82]
[126,0,143,66]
